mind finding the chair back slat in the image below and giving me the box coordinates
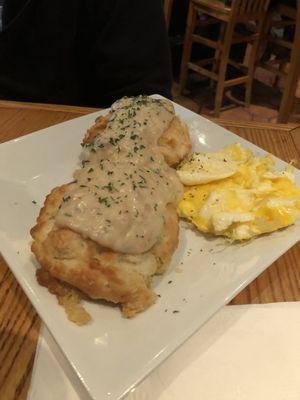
[231,0,270,17]
[246,0,254,13]
[164,0,174,29]
[238,1,246,14]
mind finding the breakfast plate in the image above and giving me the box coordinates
[1,97,300,400]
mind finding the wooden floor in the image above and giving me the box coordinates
[173,81,300,125]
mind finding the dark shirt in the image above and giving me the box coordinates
[0,0,172,107]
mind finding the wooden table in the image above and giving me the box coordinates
[0,100,300,400]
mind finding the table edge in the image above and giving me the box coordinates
[0,99,100,114]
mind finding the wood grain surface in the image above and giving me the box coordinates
[0,100,299,399]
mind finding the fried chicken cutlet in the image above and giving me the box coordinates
[31,96,191,323]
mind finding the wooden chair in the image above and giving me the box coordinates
[257,1,300,123]
[179,0,270,117]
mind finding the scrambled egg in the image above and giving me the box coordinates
[177,144,300,240]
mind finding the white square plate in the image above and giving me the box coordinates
[1,98,299,400]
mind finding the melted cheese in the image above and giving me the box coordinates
[55,96,183,254]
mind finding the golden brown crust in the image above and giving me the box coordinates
[36,268,91,325]
[82,115,110,145]
[158,116,192,166]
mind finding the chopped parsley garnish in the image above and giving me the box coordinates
[102,182,114,192]
[98,197,110,207]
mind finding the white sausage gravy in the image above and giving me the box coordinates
[56,96,183,254]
